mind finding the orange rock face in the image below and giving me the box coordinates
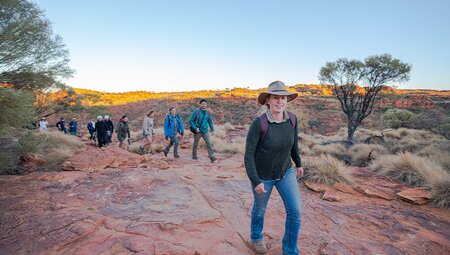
[1,147,449,254]
[397,188,433,205]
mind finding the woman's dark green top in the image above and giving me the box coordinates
[244,115,302,187]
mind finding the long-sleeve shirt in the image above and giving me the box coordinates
[189,109,214,133]
[142,116,154,135]
[244,115,302,187]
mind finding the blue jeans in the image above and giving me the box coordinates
[251,168,302,255]
[164,136,179,156]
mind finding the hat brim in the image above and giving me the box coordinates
[258,91,298,105]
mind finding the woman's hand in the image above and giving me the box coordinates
[296,167,304,179]
[254,183,267,194]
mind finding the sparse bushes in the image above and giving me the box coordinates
[369,152,449,188]
[209,136,245,154]
[431,180,450,209]
[308,119,319,128]
[348,143,389,166]
[383,108,414,128]
[303,155,353,185]
[0,87,36,130]
[313,143,347,158]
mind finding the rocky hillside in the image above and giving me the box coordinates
[1,140,449,254]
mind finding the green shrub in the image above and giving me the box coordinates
[383,108,414,128]
[308,119,319,128]
[0,87,36,130]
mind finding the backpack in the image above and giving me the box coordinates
[189,109,210,134]
[259,112,296,142]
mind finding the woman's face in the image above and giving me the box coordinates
[267,95,288,113]
[170,108,176,115]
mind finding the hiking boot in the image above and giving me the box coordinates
[251,240,268,254]
[192,156,198,160]
[174,154,180,159]
[163,151,168,157]
[210,156,217,163]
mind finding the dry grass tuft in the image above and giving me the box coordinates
[303,155,353,185]
[348,143,389,166]
[417,144,450,171]
[313,143,347,157]
[369,152,449,188]
[432,179,450,209]
[222,122,235,130]
[208,136,245,154]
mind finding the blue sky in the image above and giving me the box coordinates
[35,0,450,92]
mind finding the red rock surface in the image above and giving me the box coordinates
[1,147,449,254]
[397,188,433,205]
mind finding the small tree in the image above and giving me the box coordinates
[0,0,74,90]
[319,54,411,141]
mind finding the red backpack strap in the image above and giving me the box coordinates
[194,109,200,122]
[288,111,296,128]
[259,113,269,142]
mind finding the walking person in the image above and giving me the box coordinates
[117,115,131,149]
[104,115,114,145]
[141,110,155,154]
[163,107,184,158]
[94,116,108,148]
[244,81,303,255]
[87,120,96,141]
[56,117,67,134]
[189,99,217,163]
[38,118,48,131]
[68,118,78,136]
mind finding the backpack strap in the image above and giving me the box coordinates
[194,109,201,122]
[259,112,296,142]
[259,113,269,142]
[288,111,297,128]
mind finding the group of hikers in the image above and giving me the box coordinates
[139,98,217,163]
[38,116,79,135]
[36,81,304,254]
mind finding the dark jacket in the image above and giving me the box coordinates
[94,121,108,135]
[105,119,114,133]
[87,122,95,132]
[117,120,130,141]
[68,121,78,132]
[244,115,302,187]
[56,120,66,131]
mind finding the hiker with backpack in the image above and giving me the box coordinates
[117,115,131,149]
[189,99,217,163]
[141,110,155,154]
[244,81,303,255]
[56,117,67,134]
[163,107,184,158]
[38,118,48,131]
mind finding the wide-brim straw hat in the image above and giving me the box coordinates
[257,81,298,105]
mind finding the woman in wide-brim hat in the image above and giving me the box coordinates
[244,80,303,254]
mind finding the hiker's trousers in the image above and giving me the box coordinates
[250,168,302,255]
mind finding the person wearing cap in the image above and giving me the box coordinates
[104,115,114,145]
[141,110,155,154]
[56,117,67,134]
[117,115,131,149]
[163,107,184,158]
[95,116,108,148]
[68,118,78,136]
[244,81,303,254]
[189,99,217,163]
[38,118,48,131]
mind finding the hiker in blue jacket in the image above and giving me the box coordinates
[189,99,217,163]
[244,81,303,255]
[163,107,184,158]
